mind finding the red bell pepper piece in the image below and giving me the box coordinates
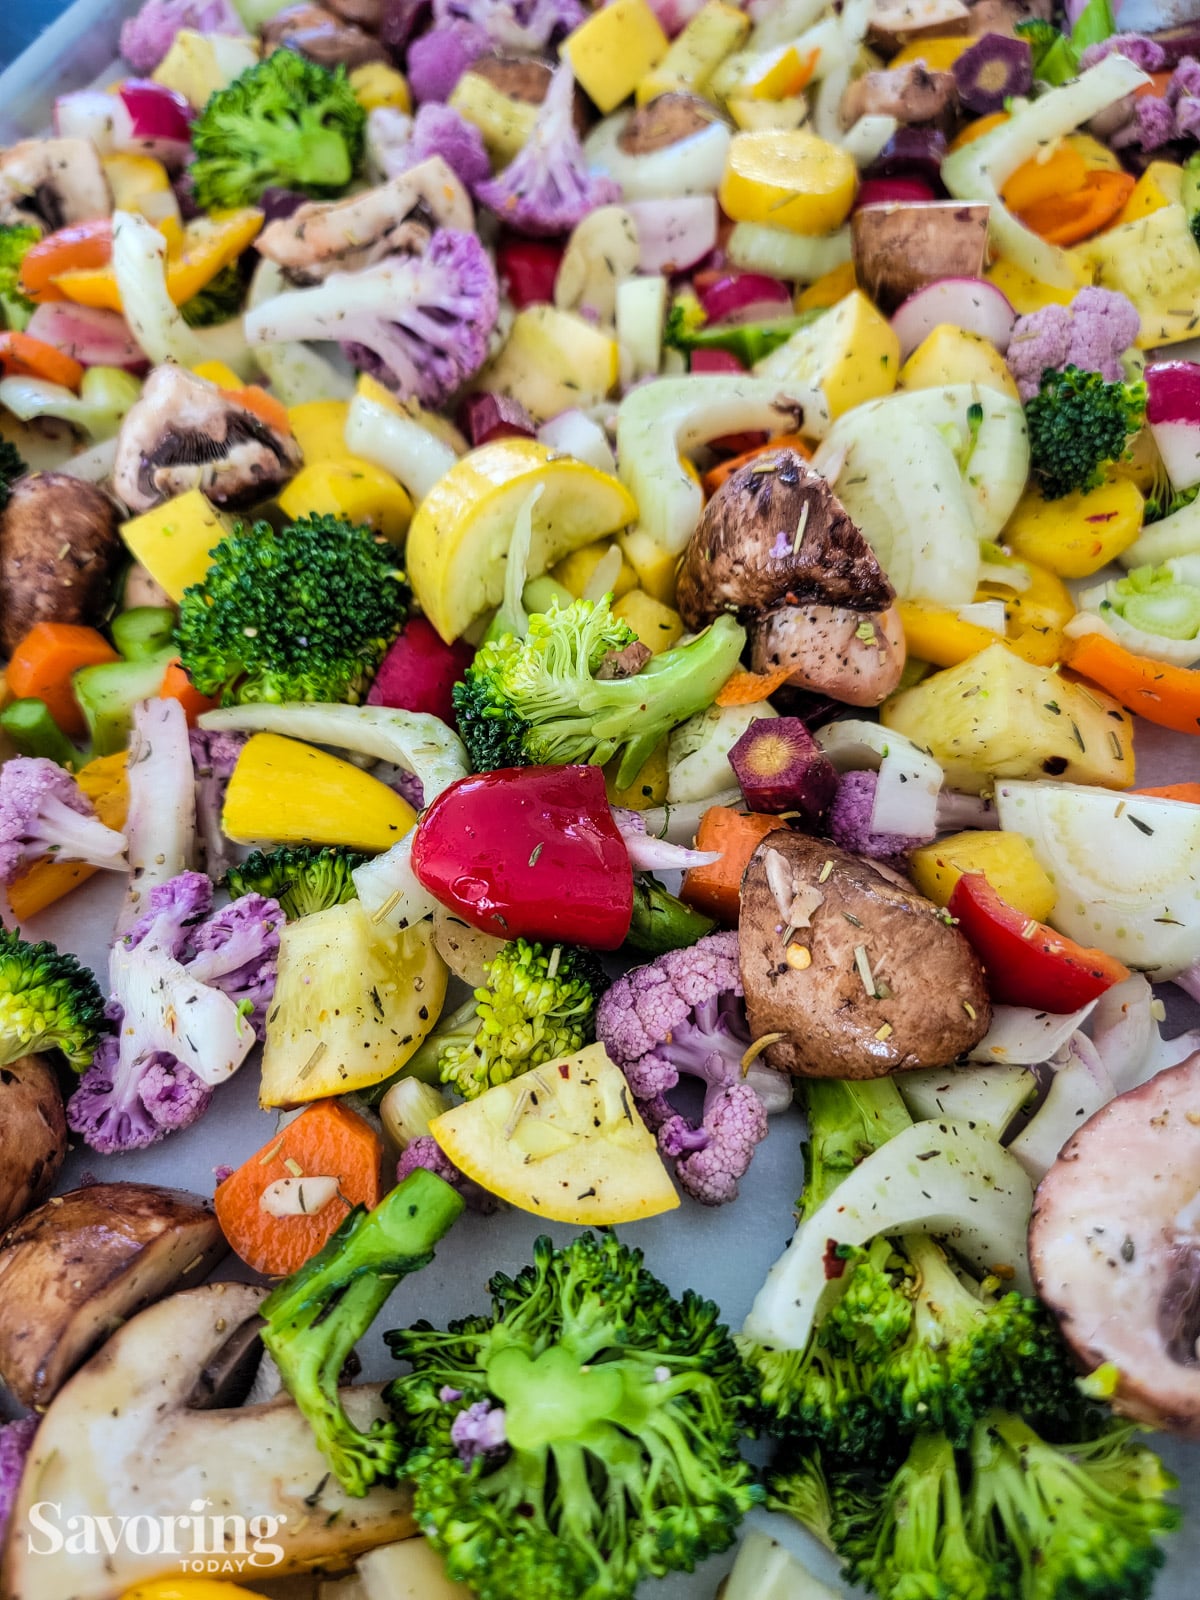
[411,764,633,949]
[497,236,563,309]
[367,617,475,726]
[947,872,1129,1013]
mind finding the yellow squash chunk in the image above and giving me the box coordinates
[152,28,258,106]
[1004,478,1144,579]
[889,36,973,70]
[288,399,351,463]
[122,1582,261,1599]
[617,524,682,604]
[350,61,411,112]
[909,830,1057,922]
[190,359,243,389]
[119,488,233,603]
[552,538,638,598]
[612,589,685,653]
[431,1042,679,1224]
[449,72,538,165]
[1082,203,1200,348]
[755,289,898,417]
[795,259,856,310]
[278,457,413,542]
[260,904,446,1106]
[636,0,749,103]
[720,129,857,235]
[983,257,1074,316]
[223,733,417,851]
[606,737,668,808]
[1117,161,1184,225]
[711,42,819,102]
[897,324,1019,399]
[407,438,638,642]
[882,642,1135,793]
[561,0,670,113]
[726,95,808,131]
[480,305,619,422]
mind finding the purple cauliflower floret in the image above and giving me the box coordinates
[0,1416,37,1547]
[190,727,245,881]
[1079,34,1166,73]
[119,0,243,73]
[392,766,425,810]
[433,0,586,51]
[368,103,490,193]
[396,1136,498,1212]
[1177,96,1200,140]
[827,769,933,865]
[1112,95,1177,152]
[1006,287,1141,400]
[449,1397,509,1464]
[406,20,490,103]
[476,64,621,237]
[596,931,791,1206]
[0,757,128,886]
[1169,56,1200,101]
[69,1026,214,1152]
[188,892,282,1032]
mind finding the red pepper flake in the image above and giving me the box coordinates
[558,1062,571,1078]
[823,1239,847,1279]
[1085,512,1117,523]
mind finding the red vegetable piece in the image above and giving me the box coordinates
[727,716,839,819]
[690,348,746,374]
[366,616,474,725]
[411,764,634,948]
[946,872,1130,1013]
[854,176,939,209]
[459,391,537,447]
[699,271,792,325]
[497,236,564,309]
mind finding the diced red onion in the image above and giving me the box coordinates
[459,391,536,447]
[854,176,938,209]
[690,348,746,374]
[699,273,792,326]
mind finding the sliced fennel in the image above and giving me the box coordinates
[967,1000,1097,1065]
[352,830,438,930]
[1072,563,1200,667]
[995,779,1200,980]
[346,387,461,502]
[246,259,355,405]
[667,700,778,805]
[897,1065,1035,1140]
[941,54,1150,289]
[742,1119,1035,1350]
[0,367,140,441]
[726,222,851,283]
[1007,1033,1115,1184]
[1090,972,1200,1093]
[815,717,943,836]
[1121,493,1200,568]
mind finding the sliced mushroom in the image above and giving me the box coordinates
[851,200,991,313]
[1029,1053,1200,1437]
[262,3,388,67]
[0,1057,66,1233]
[840,64,959,129]
[257,159,474,283]
[617,92,720,154]
[749,600,907,706]
[0,139,111,232]
[0,1283,416,1599]
[0,1182,227,1408]
[739,831,990,1078]
[325,0,382,26]
[113,364,303,513]
[867,0,971,54]
[0,472,122,654]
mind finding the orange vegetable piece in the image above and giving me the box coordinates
[7,622,119,736]
[18,218,113,301]
[1133,72,1174,99]
[159,658,220,724]
[221,383,292,437]
[6,752,129,922]
[1014,170,1136,247]
[1136,783,1200,804]
[1000,142,1089,215]
[948,111,1009,151]
[715,664,795,707]
[214,1101,384,1277]
[0,332,85,390]
[701,433,811,498]
[680,807,789,924]
[1063,631,1200,736]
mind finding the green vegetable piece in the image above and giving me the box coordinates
[0,925,107,1070]
[73,648,176,756]
[0,698,80,768]
[180,261,245,328]
[626,874,716,953]
[111,606,178,663]
[664,295,826,367]
[225,843,368,920]
[1026,365,1146,501]
[1106,564,1200,641]
[0,224,39,333]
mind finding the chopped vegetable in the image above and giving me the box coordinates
[1064,628,1200,734]
[6,623,118,738]
[953,34,1032,115]
[225,844,368,921]
[0,756,127,885]
[1026,365,1147,500]
[0,926,106,1070]
[626,875,716,954]
[1074,563,1200,666]
[680,806,786,925]
[727,717,838,819]
[222,733,416,853]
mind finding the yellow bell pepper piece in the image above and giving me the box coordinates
[983,257,1075,316]
[980,561,1075,632]
[120,488,234,603]
[1118,161,1184,225]
[278,456,414,542]
[223,733,417,852]
[7,753,129,921]
[191,359,244,389]
[54,207,263,312]
[561,0,669,114]
[350,61,412,112]
[102,154,183,251]
[121,1583,261,1600]
[897,600,1006,669]
[719,130,857,235]
[287,399,352,462]
[1004,478,1144,579]
[636,1,749,104]
[909,830,1057,922]
[796,259,856,311]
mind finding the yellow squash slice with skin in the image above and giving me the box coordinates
[431,1042,679,1224]
[406,438,638,642]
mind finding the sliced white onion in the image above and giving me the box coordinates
[625,197,718,275]
[259,1177,340,1217]
[1008,1032,1115,1183]
[59,436,119,484]
[538,408,617,474]
[841,114,898,167]
[582,544,624,603]
[616,275,666,384]
[585,114,732,199]
[968,1000,1099,1065]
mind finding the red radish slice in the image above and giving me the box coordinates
[691,348,746,374]
[891,276,1017,360]
[854,176,938,210]
[626,197,718,275]
[26,302,145,370]
[459,392,536,447]
[1146,362,1200,492]
[119,79,194,144]
[699,273,792,325]
[367,617,474,726]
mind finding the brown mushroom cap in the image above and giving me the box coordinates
[0,473,121,654]
[1029,1053,1200,1437]
[675,447,895,631]
[469,55,591,134]
[263,6,388,68]
[617,93,720,155]
[0,1057,66,1233]
[739,831,990,1077]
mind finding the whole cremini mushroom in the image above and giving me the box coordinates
[0,473,121,654]
[0,1057,66,1232]
[676,446,906,707]
[1030,1053,1200,1437]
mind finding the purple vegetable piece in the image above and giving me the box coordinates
[0,757,127,886]
[475,64,620,237]
[1177,95,1200,139]
[1112,96,1177,152]
[187,892,283,1033]
[119,0,242,73]
[68,1023,213,1153]
[380,0,431,54]
[450,1398,508,1464]
[392,767,425,810]
[408,103,491,191]
[952,34,1032,116]
[864,126,948,186]
[1006,287,1140,401]
[1079,33,1167,73]
[258,186,310,223]
[396,1136,499,1212]
[596,931,791,1206]
[0,1417,37,1547]
[728,717,839,820]
[1169,57,1200,102]
[189,726,245,881]
[460,391,537,447]
[826,769,932,865]
[432,0,586,51]
[406,20,490,103]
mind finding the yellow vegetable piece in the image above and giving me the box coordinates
[260,903,446,1105]
[121,1583,260,1600]
[980,559,1075,633]
[897,324,1020,399]
[480,304,619,422]
[408,438,638,641]
[449,72,538,166]
[726,95,809,131]
[103,154,183,253]
[636,0,749,103]
[552,538,638,599]
[882,642,1135,793]
[223,732,417,851]
[897,599,1005,669]
[755,289,898,418]
[983,257,1074,316]
[560,0,669,113]
[1083,202,1200,348]
[431,1042,680,1224]
[612,589,685,653]
[1066,132,1123,173]
[120,488,233,603]
[617,524,682,604]
[190,359,243,389]
[151,27,259,107]
[712,42,820,102]
[719,129,857,236]
[288,398,351,463]
[1117,161,1184,225]
[909,830,1057,922]
[350,61,412,112]
[795,259,856,311]
[357,1540,475,1600]
[889,36,973,70]
[1000,142,1089,214]
[278,457,414,542]
[1004,478,1144,579]
[605,737,668,808]
[54,207,263,312]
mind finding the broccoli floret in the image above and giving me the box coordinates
[0,438,28,512]
[174,514,410,706]
[188,50,365,212]
[225,844,368,921]
[1026,365,1147,501]
[663,295,825,368]
[0,224,38,332]
[385,1231,761,1600]
[262,1169,465,1497]
[454,595,745,788]
[179,260,244,328]
[0,926,106,1070]
[435,937,607,1100]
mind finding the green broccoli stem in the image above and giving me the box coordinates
[802,1077,913,1218]
[261,1169,465,1496]
[356,998,481,1105]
